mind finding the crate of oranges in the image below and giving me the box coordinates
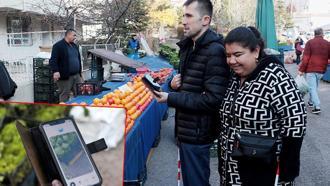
[91,75,154,133]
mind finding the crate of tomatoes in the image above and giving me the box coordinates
[76,80,103,96]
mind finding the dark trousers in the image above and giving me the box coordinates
[56,73,82,102]
[295,53,301,64]
[179,142,212,186]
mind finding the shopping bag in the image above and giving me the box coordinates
[295,75,309,96]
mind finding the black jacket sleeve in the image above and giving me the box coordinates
[279,137,303,182]
[49,43,60,73]
[167,50,229,112]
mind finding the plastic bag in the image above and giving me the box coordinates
[295,75,309,96]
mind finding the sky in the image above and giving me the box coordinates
[308,0,330,14]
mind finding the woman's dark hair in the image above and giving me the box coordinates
[224,26,265,59]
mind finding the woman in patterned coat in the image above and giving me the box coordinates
[218,26,307,186]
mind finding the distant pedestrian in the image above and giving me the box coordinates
[294,36,304,64]
[298,28,330,114]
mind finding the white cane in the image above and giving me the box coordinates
[274,161,280,186]
[177,147,181,186]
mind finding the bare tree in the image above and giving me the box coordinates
[212,0,256,33]
[31,0,91,29]
[81,0,149,42]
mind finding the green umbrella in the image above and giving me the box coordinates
[256,0,278,50]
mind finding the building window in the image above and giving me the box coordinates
[7,16,33,47]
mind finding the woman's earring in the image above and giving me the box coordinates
[256,57,259,64]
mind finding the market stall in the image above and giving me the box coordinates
[66,53,174,183]
[322,64,330,82]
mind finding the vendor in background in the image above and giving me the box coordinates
[49,29,83,102]
[127,34,140,53]
[294,36,304,64]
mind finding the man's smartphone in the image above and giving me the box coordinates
[142,74,161,97]
[39,118,102,186]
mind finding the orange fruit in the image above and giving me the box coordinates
[121,99,127,105]
[127,82,133,87]
[113,98,121,105]
[114,89,121,94]
[125,102,134,110]
[101,98,107,105]
[105,94,111,99]
[127,107,137,115]
[131,113,139,120]
[133,97,139,103]
[136,110,142,116]
[93,98,101,105]
[126,95,133,102]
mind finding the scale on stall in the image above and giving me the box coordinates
[88,49,147,82]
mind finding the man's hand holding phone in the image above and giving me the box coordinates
[153,91,168,103]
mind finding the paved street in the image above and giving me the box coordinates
[145,64,330,186]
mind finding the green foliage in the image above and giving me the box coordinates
[85,0,150,41]
[50,132,76,156]
[119,0,150,36]
[0,122,26,183]
[275,0,294,30]
[34,106,68,122]
[0,108,6,120]
[148,0,179,28]
[278,42,290,46]
[159,44,180,70]
[0,103,73,184]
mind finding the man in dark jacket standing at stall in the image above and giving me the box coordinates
[154,0,229,185]
[50,29,82,102]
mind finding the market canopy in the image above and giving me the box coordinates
[256,0,278,50]
[88,49,146,69]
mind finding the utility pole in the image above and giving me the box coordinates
[73,0,76,30]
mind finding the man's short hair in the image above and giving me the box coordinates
[314,28,323,36]
[65,28,76,36]
[183,0,213,18]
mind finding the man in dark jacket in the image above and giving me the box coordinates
[154,0,229,185]
[50,29,82,102]
[298,28,330,114]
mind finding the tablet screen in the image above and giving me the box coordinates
[43,119,100,185]
[49,132,93,179]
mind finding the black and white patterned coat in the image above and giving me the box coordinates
[218,55,307,185]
